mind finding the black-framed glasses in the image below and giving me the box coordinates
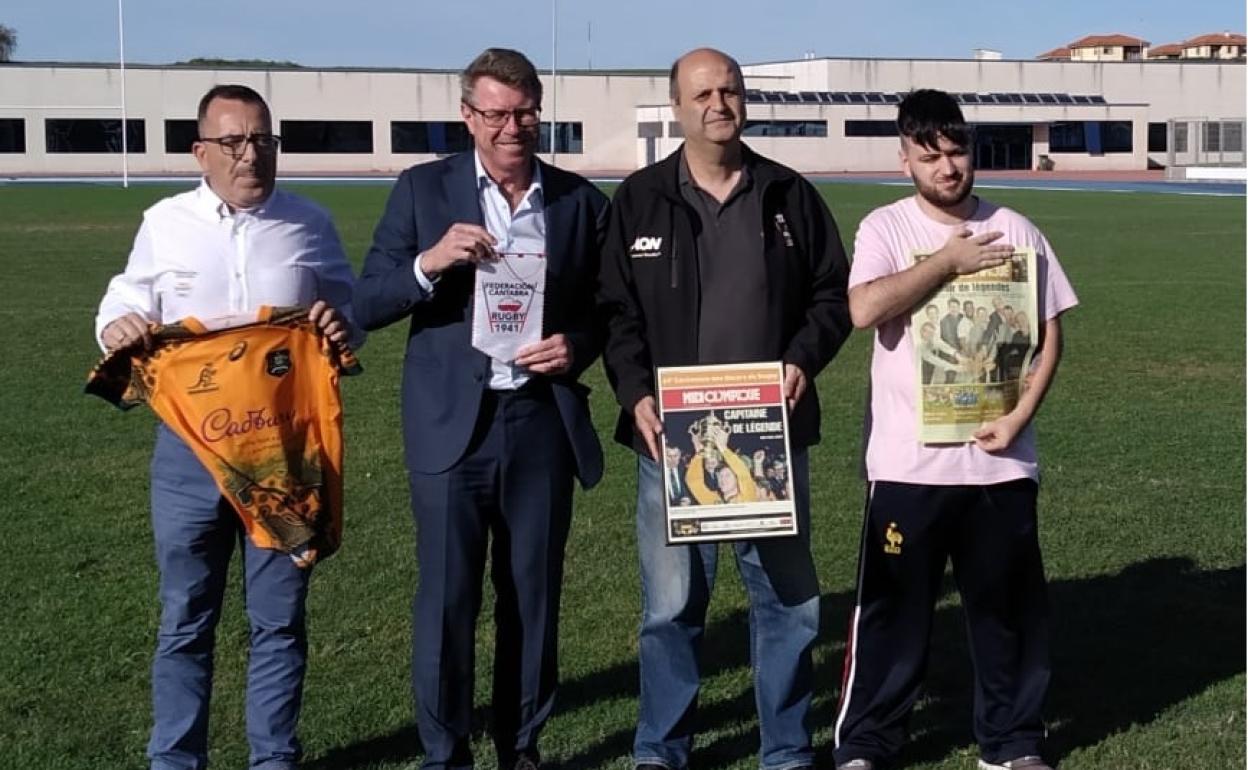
[464,103,542,128]
[198,133,282,158]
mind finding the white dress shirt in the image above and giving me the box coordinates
[414,153,546,390]
[96,179,361,349]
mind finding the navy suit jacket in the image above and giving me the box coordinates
[354,152,609,488]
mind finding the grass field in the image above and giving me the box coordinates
[0,180,1243,770]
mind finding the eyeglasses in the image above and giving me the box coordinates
[198,133,282,158]
[464,103,542,128]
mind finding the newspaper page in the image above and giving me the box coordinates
[911,247,1038,443]
[656,362,798,544]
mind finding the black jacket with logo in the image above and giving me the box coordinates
[598,145,852,453]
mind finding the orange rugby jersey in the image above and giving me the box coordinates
[87,306,361,567]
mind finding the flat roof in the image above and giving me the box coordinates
[0,61,667,76]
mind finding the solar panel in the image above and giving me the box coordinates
[1072,95,1091,104]
[1039,93,1058,104]
[960,93,980,104]
[883,93,901,103]
[1022,93,1041,104]
[866,92,885,103]
[745,89,763,103]
[829,92,849,103]
[847,92,868,103]
[1055,94,1075,104]
[1089,95,1107,104]
[799,91,821,103]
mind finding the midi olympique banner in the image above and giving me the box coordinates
[656,361,798,544]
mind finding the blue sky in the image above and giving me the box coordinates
[5,0,1243,69]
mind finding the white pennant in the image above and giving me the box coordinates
[470,252,546,363]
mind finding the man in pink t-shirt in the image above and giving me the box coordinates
[832,90,1077,770]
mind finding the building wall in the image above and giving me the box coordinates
[0,58,1241,175]
[740,58,1243,121]
[1070,45,1143,62]
[638,103,1151,172]
[740,57,1244,167]
[0,64,669,176]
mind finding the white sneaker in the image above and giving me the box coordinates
[837,761,874,770]
[978,757,1053,770]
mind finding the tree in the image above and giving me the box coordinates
[0,25,16,63]
[176,57,301,69]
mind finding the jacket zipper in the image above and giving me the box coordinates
[669,233,680,289]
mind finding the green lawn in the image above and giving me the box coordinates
[0,181,1242,770]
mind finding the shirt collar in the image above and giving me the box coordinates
[193,178,277,222]
[677,148,751,192]
[474,152,544,208]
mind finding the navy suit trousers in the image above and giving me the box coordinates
[407,383,575,770]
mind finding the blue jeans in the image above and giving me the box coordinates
[634,450,819,770]
[147,425,310,770]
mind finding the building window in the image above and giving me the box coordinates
[636,121,663,139]
[1100,121,1133,153]
[391,121,473,154]
[1147,122,1167,153]
[1203,121,1245,153]
[844,120,897,138]
[668,122,685,138]
[1224,122,1244,153]
[1048,122,1085,152]
[0,119,24,153]
[539,122,583,154]
[1048,121,1132,153]
[1174,122,1189,153]
[280,120,373,153]
[46,118,145,153]
[164,119,199,153]
[743,120,828,137]
[1202,122,1221,152]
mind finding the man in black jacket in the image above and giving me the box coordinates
[598,47,852,770]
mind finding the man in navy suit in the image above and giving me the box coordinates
[353,48,609,770]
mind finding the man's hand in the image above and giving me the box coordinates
[308,300,349,345]
[101,312,152,352]
[973,412,1026,453]
[515,334,572,375]
[633,396,663,462]
[422,223,498,277]
[783,363,808,412]
[937,230,1015,276]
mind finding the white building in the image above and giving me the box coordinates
[0,55,1242,177]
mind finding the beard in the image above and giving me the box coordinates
[915,169,975,209]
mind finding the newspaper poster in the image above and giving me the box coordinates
[911,246,1038,443]
[656,362,798,544]
[470,251,545,362]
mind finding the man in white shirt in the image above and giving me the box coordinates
[95,84,358,770]
[353,49,608,770]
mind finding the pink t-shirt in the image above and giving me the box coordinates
[849,195,1078,485]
